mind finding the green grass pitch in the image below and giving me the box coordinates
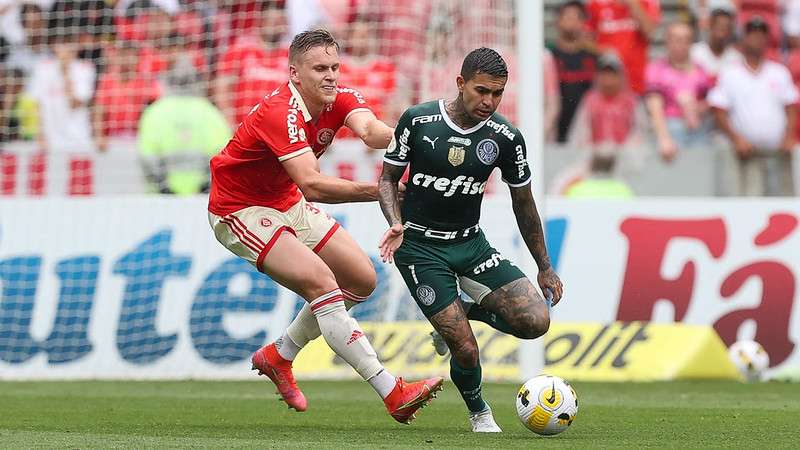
[1,379,797,448]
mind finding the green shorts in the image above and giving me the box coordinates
[393,231,527,318]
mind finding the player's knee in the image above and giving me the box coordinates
[514,304,550,339]
[300,266,339,301]
[451,340,480,368]
[347,268,376,299]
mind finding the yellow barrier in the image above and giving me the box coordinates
[293,321,742,382]
[544,322,742,381]
[293,321,519,380]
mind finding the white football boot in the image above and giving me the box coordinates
[429,330,449,356]
[469,405,502,432]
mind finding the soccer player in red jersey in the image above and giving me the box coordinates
[207,29,442,423]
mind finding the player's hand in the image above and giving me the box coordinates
[537,267,563,306]
[379,223,404,263]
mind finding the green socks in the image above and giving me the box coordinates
[450,358,487,413]
[465,302,515,335]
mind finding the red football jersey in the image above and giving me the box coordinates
[208,82,372,216]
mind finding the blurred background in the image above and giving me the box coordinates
[0,0,797,384]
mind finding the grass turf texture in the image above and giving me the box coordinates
[0,380,797,449]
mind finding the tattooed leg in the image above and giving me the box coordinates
[479,278,550,339]
[429,300,487,413]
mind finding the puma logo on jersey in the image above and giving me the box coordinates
[411,173,487,197]
[423,136,438,150]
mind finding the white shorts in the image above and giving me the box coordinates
[208,198,339,271]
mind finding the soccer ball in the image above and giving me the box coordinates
[515,375,578,436]
[728,340,770,382]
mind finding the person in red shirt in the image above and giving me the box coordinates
[586,0,661,94]
[93,40,161,151]
[213,0,290,126]
[208,29,442,422]
[338,12,399,132]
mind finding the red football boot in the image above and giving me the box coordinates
[384,376,444,424]
[251,343,307,412]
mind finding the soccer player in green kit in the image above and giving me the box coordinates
[377,48,564,432]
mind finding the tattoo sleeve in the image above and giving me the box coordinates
[509,184,551,271]
[378,162,406,226]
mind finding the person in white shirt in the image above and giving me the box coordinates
[708,16,799,196]
[28,32,97,153]
[785,0,800,50]
[690,7,742,79]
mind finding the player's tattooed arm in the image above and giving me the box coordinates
[378,162,405,226]
[510,184,564,303]
[377,162,406,262]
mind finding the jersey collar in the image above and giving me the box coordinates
[288,81,313,122]
[438,99,489,135]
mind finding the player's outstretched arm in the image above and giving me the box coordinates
[377,162,406,262]
[282,151,377,203]
[509,184,564,304]
[346,110,394,150]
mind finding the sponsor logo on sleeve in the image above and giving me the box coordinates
[486,119,516,140]
[336,87,366,104]
[514,144,528,178]
[287,97,304,144]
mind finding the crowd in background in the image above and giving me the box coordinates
[0,0,798,197]
[545,0,799,197]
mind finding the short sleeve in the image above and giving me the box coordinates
[247,102,311,161]
[383,109,412,166]
[644,61,664,96]
[499,131,531,187]
[333,86,373,127]
[778,66,800,105]
[707,70,731,109]
[72,61,96,103]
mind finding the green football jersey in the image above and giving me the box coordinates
[384,99,531,232]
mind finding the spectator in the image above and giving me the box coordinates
[735,0,781,50]
[564,149,635,198]
[338,12,399,138]
[1,36,24,143]
[690,8,742,81]
[686,0,735,32]
[549,0,597,143]
[709,16,799,196]
[213,0,288,125]
[6,3,49,77]
[586,0,661,95]
[93,40,161,151]
[785,0,800,50]
[138,56,230,195]
[28,30,97,152]
[789,50,800,140]
[568,52,643,153]
[645,22,712,163]
[543,49,561,144]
